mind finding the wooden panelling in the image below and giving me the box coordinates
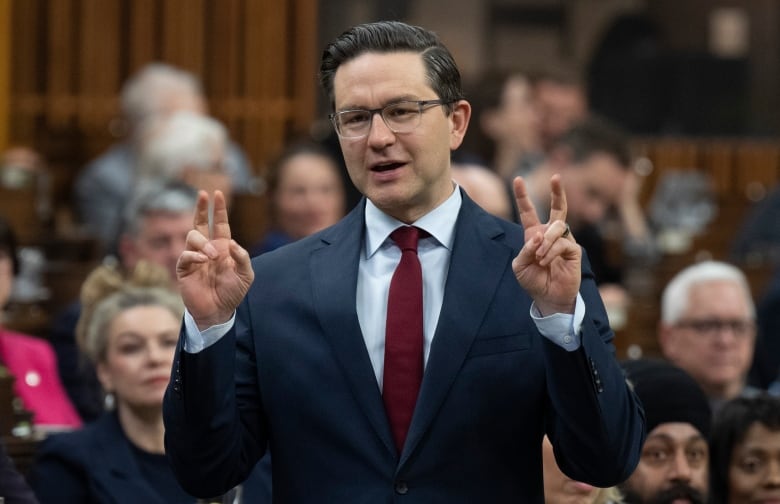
[7,0,318,187]
[0,0,10,151]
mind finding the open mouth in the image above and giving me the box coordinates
[372,162,405,172]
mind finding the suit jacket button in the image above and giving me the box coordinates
[395,481,409,495]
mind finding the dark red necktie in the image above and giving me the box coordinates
[383,226,425,453]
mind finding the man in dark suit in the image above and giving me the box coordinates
[163,21,645,502]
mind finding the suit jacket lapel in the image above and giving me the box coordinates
[93,413,169,504]
[310,200,397,457]
[401,194,516,466]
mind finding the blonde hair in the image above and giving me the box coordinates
[593,486,624,504]
[76,260,184,364]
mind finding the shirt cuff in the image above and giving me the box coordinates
[183,310,236,353]
[530,293,585,351]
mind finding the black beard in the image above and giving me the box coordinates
[621,482,707,504]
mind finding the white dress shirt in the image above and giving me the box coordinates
[184,184,585,388]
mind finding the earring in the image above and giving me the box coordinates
[104,392,115,411]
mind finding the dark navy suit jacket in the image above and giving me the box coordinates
[30,412,192,504]
[163,191,645,503]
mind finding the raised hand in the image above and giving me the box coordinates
[176,190,255,330]
[512,174,581,315]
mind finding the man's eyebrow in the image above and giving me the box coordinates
[336,95,422,111]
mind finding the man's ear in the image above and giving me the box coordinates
[449,100,472,150]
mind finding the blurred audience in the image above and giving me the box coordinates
[30,261,202,503]
[50,182,198,422]
[619,358,711,504]
[709,394,780,504]
[250,141,346,256]
[542,435,624,504]
[0,216,81,429]
[136,111,234,206]
[658,261,760,413]
[451,163,513,221]
[0,438,38,504]
[731,187,780,266]
[753,268,780,392]
[520,116,655,326]
[460,70,543,180]
[530,65,589,154]
[74,62,252,253]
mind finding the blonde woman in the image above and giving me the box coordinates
[30,261,195,503]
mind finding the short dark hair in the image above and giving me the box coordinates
[555,115,632,168]
[0,215,19,276]
[709,394,780,503]
[319,21,463,114]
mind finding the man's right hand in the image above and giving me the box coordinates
[177,190,254,331]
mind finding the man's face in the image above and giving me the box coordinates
[660,280,755,400]
[492,76,540,152]
[534,80,587,150]
[332,51,470,223]
[120,210,193,281]
[620,422,709,504]
[559,152,627,229]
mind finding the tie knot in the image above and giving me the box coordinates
[391,226,425,252]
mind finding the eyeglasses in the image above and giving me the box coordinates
[675,318,756,338]
[329,99,456,139]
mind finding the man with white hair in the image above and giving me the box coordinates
[658,260,761,413]
[74,62,252,252]
[136,110,233,205]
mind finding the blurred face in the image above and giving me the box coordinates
[97,305,179,412]
[535,80,587,150]
[542,436,601,504]
[333,51,470,223]
[559,152,627,229]
[182,169,232,205]
[180,143,232,204]
[728,422,780,504]
[660,281,755,400]
[0,251,12,308]
[621,422,709,504]
[121,211,193,281]
[274,153,345,240]
[490,76,540,152]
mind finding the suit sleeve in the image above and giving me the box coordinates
[163,295,267,499]
[542,251,646,487]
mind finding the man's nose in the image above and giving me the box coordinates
[667,450,693,482]
[765,458,780,488]
[367,112,395,147]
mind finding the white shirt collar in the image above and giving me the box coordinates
[364,183,462,258]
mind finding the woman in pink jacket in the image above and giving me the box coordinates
[0,216,81,429]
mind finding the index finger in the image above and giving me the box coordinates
[548,174,568,224]
[513,176,541,229]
